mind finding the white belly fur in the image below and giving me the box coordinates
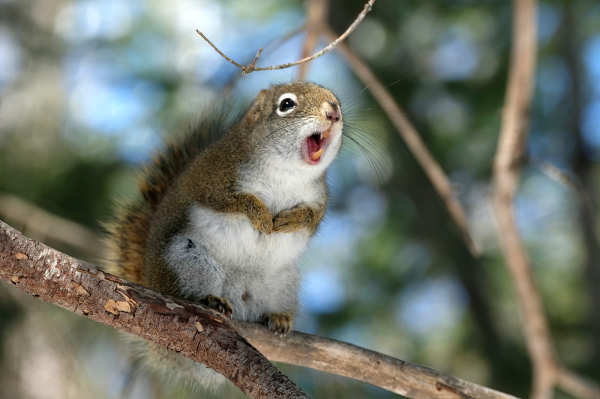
[188,205,311,270]
[166,162,325,322]
[170,205,308,322]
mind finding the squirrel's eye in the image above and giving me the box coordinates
[279,98,296,112]
[277,93,298,116]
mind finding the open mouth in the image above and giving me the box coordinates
[302,128,331,165]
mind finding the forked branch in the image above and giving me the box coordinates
[196,0,375,75]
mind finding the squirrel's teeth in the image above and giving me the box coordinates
[311,149,324,160]
[323,128,330,139]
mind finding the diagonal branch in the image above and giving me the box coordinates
[0,219,517,399]
[0,192,102,257]
[236,321,518,399]
[196,0,375,75]
[323,27,480,258]
[491,1,600,399]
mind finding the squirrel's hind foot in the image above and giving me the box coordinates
[199,295,233,317]
[259,312,293,335]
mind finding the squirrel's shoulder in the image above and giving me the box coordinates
[142,100,247,210]
[103,99,246,282]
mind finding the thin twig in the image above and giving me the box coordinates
[196,31,244,69]
[197,0,375,75]
[247,47,264,72]
[221,25,307,95]
[323,27,480,258]
[491,1,600,399]
[528,157,600,243]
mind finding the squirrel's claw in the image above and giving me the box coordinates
[260,312,293,335]
[200,294,233,317]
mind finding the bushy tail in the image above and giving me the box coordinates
[103,102,244,284]
[103,201,151,284]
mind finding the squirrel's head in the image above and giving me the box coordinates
[242,82,343,173]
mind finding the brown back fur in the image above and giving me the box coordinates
[103,102,245,284]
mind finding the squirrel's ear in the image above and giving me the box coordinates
[245,90,268,124]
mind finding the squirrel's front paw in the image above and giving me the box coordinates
[259,312,293,335]
[273,207,316,233]
[249,212,273,235]
[241,195,273,234]
[200,295,233,317]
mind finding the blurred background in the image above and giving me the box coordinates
[0,0,599,398]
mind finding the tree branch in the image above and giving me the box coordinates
[491,1,600,398]
[0,220,308,399]
[235,321,518,399]
[196,0,375,75]
[296,0,330,80]
[492,1,555,398]
[0,219,517,399]
[0,192,102,257]
[323,27,480,258]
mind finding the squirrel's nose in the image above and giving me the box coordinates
[323,102,341,123]
[326,110,341,123]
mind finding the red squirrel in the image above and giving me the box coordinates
[104,82,343,388]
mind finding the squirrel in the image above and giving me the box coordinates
[103,82,343,389]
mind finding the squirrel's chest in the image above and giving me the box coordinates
[238,164,326,215]
[187,204,312,270]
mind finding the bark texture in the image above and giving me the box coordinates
[0,220,307,399]
[236,321,518,399]
[1,219,520,399]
